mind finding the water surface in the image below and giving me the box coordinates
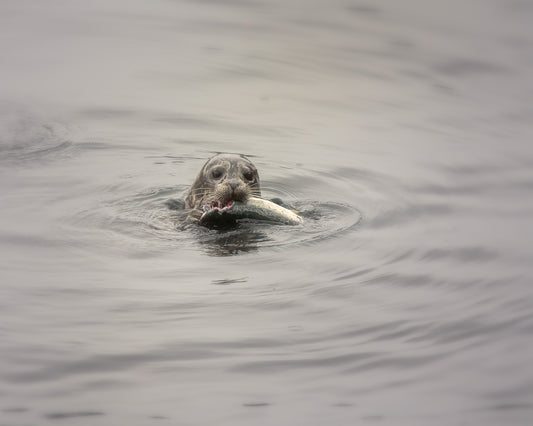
[1,1,533,425]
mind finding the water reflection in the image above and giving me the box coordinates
[198,226,265,256]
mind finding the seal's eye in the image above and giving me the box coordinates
[243,170,254,181]
[211,168,224,179]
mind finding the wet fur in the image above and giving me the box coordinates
[185,154,261,222]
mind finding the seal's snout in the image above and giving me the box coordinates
[223,179,248,203]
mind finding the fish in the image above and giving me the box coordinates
[199,197,303,226]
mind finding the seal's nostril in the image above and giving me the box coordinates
[229,182,238,191]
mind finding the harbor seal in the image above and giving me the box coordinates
[185,153,261,223]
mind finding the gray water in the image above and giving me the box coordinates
[1,0,533,425]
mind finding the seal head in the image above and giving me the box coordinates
[185,153,261,222]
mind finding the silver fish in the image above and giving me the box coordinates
[200,197,303,226]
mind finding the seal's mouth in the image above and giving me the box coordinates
[203,199,235,213]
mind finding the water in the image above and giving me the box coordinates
[1,0,533,425]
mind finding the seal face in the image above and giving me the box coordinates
[185,154,261,222]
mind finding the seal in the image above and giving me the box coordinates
[185,153,261,223]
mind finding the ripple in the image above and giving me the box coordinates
[178,200,361,256]
[73,179,363,257]
[45,411,105,420]
[0,120,74,164]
